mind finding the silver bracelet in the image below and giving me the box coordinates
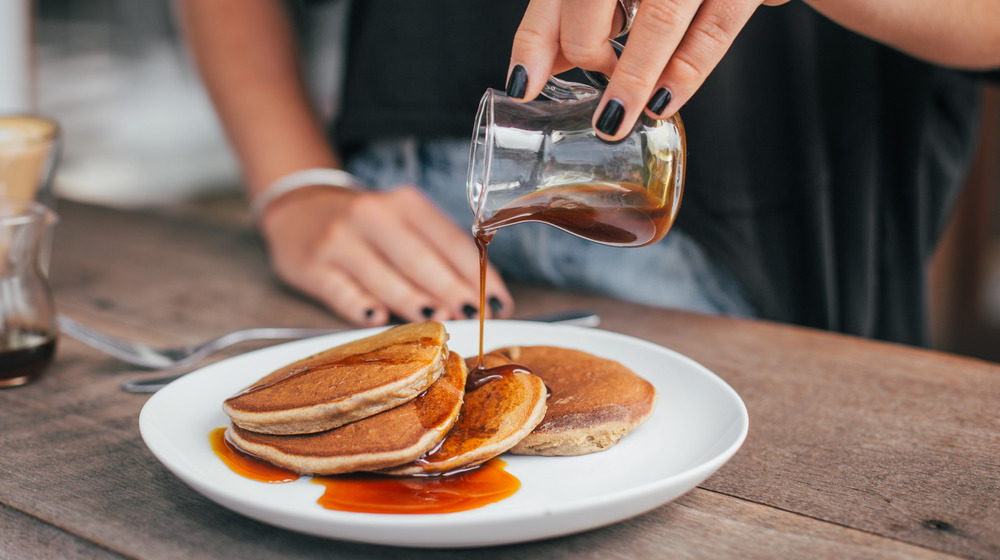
[250,168,366,221]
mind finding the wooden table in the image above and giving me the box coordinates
[2,201,998,559]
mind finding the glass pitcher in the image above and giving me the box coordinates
[0,200,58,388]
[467,75,685,248]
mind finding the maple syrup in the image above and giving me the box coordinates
[476,182,678,249]
[209,427,299,483]
[210,427,519,514]
[466,362,530,391]
[312,459,518,514]
[0,330,56,388]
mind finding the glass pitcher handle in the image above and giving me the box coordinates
[540,76,602,102]
[581,39,625,89]
[541,39,625,100]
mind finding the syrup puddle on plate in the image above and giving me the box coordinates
[209,427,519,514]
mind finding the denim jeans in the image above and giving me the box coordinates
[347,138,755,317]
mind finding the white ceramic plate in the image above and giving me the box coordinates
[139,320,748,548]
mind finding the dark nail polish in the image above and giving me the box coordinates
[646,87,672,115]
[462,304,478,319]
[506,64,528,99]
[489,296,504,315]
[421,306,435,319]
[364,308,375,319]
[595,98,625,136]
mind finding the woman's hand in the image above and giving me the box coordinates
[508,0,789,141]
[258,185,514,327]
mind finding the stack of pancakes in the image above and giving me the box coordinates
[222,321,656,476]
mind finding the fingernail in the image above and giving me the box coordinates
[595,98,625,136]
[506,64,528,99]
[462,304,478,319]
[646,87,672,115]
[489,296,504,315]
[421,306,435,319]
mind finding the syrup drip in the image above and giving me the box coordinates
[473,231,494,374]
[475,183,678,249]
[471,183,675,380]
[469,229,530,393]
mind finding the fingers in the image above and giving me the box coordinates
[594,0,759,139]
[510,0,762,140]
[640,0,759,121]
[264,186,514,327]
[271,237,392,328]
[593,0,700,139]
[306,267,389,327]
[295,220,448,325]
[351,190,482,321]
[508,0,564,101]
[482,264,515,318]
[559,0,621,77]
[510,0,630,103]
[396,187,515,318]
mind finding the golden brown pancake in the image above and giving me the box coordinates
[226,351,468,475]
[379,352,547,475]
[496,346,656,456]
[223,321,448,435]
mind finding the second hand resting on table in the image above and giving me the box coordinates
[260,184,514,327]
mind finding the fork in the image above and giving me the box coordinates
[60,309,601,371]
[58,314,343,370]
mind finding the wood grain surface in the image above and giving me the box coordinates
[2,200,997,559]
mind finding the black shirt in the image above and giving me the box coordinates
[334,1,987,346]
[334,0,529,149]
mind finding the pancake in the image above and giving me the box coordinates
[223,321,448,434]
[226,350,468,475]
[497,346,656,456]
[379,352,547,475]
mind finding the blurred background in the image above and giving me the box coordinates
[31,0,238,205]
[22,0,349,207]
[2,0,999,361]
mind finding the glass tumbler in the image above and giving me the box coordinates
[0,115,60,207]
[0,200,58,388]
